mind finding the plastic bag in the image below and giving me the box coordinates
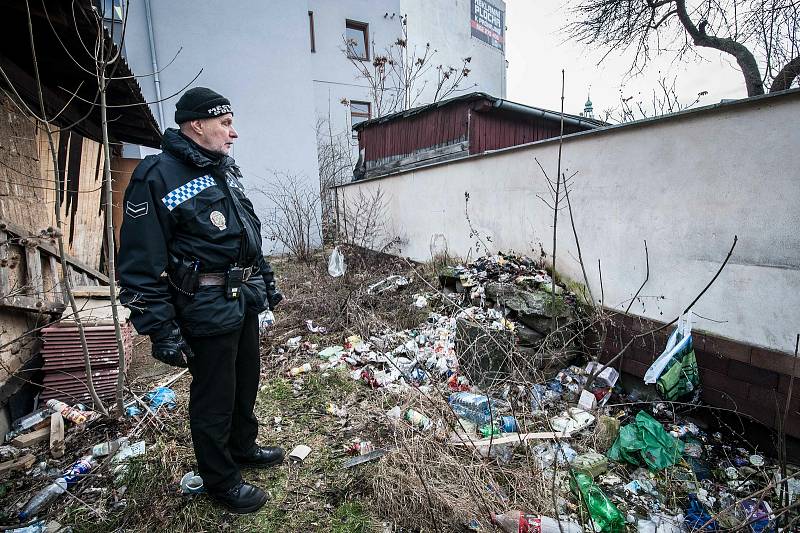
[607,410,684,471]
[644,313,691,384]
[327,246,346,277]
[144,386,177,410]
[569,472,625,533]
[644,313,700,401]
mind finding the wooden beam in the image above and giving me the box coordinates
[0,219,108,283]
[0,453,36,476]
[450,431,571,448]
[49,413,65,459]
[10,426,50,448]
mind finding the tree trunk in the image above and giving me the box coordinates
[770,56,800,93]
[674,0,765,97]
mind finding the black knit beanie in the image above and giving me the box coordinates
[174,87,233,123]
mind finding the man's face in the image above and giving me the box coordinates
[194,113,238,155]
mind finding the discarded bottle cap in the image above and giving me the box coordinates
[180,471,205,495]
[749,454,764,467]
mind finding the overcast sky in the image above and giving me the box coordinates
[504,0,750,118]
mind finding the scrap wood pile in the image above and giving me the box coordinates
[271,250,800,532]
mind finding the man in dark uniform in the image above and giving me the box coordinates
[118,87,284,514]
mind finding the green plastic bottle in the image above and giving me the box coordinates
[569,472,625,533]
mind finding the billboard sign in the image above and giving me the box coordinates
[471,0,505,52]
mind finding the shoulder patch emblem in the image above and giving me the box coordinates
[125,201,149,218]
[161,175,216,211]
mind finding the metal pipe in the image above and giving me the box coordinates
[492,99,599,129]
[144,0,165,129]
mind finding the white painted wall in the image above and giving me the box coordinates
[402,0,507,101]
[123,0,320,239]
[336,91,800,354]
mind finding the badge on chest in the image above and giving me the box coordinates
[209,210,227,230]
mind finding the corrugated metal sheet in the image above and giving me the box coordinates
[39,323,133,404]
[362,101,471,164]
[468,112,585,154]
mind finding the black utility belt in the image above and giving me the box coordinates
[200,265,256,300]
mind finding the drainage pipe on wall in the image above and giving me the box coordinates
[144,0,165,128]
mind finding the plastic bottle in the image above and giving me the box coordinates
[448,392,494,426]
[46,399,89,425]
[91,437,129,458]
[569,472,625,533]
[404,408,431,430]
[490,511,583,533]
[11,408,52,432]
[18,478,67,520]
[62,456,97,486]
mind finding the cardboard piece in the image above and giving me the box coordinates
[288,444,312,462]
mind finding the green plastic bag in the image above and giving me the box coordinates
[608,410,684,471]
[656,341,699,401]
[570,472,625,533]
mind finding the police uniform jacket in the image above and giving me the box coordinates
[118,128,275,337]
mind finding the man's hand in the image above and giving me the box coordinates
[150,325,194,367]
[266,289,283,310]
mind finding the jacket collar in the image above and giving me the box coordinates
[161,128,235,170]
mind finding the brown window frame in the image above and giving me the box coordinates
[345,20,369,61]
[308,11,316,53]
[350,100,371,138]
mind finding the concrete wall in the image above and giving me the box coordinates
[336,90,800,356]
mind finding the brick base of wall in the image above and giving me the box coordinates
[598,313,800,439]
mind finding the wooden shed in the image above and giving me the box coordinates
[352,92,605,179]
[0,0,160,427]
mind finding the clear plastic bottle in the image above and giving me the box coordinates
[11,408,52,431]
[448,392,494,426]
[18,478,67,521]
[490,511,583,533]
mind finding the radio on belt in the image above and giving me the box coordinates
[225,265,244,299]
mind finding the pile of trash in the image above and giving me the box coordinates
[0,380,185,531]
[274,253,798,532]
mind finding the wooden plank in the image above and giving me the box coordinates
[451,431,571,448]
[49,413,65,459]
[24,245,43,297]
[0,453,36,475]
[0,294,65,314]
[10,426,50,448]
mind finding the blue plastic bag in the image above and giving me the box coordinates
[144,386,177,410]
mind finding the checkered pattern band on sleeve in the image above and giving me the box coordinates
[161,175,217,211]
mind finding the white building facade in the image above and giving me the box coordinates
[117,0,506,242]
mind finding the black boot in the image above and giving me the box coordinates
[233,446,285,468]
[209,481,268,514]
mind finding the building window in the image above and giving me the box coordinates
[308,11,316,53]
[98,0,123,21]
[345,20,369,60]
[350,101,371,137]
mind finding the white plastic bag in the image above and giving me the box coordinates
[327,246,346,277]
[644,313,692,384]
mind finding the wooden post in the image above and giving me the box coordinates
[49,255,62,303]
[0,228,8,298]
[24,242,44,298]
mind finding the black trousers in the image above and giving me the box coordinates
[185,313,260,492]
